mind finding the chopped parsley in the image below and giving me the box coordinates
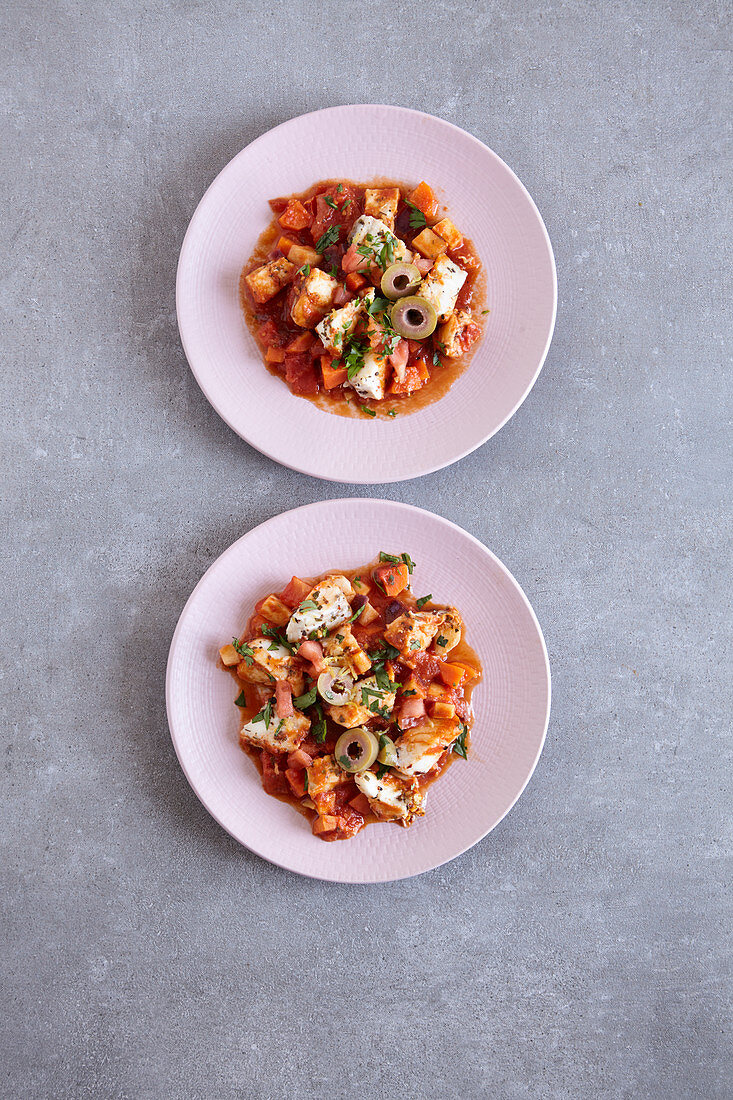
[481,309,490,314]
[303,771,309,791]
[379,551,401,564]
[232,638,254,665]
[298,599,319,611]
[401,689,417,698]
[336,183,343,193]
[261,624,296,654]
[361,405,376,418]
[338,755,353,770]
[436,635,449,648]
[416,594,432,609]
[346,603,366,624]
[234,690,248,707]
[432,350,442,367]
[315,224,341,252]
[408,639,423,650]
[406,201,427,229]
[341,199,351,211]
[344,337,368,381]
[294,685,317,710]
[388,409,397,418]
[375,762,390,779]
[374,666,397,693]
[324,196,338,209]
[252,698,274,727]
[400,552,416,574]
[300,264,310,276]
[452,724,469,759]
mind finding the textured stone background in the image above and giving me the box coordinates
[2,2,730,1097]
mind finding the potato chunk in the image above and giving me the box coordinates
[432,217,463,250]
[244,258,296,304]
[411,227,448,260]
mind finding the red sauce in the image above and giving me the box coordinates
[239,179,487,420]
[221,557,483,842]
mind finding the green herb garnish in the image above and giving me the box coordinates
[315,224,341,252]
[294,685,317,710]
[406,202,427,229]
[452,724,469,759]
[234,691,248,708]
[300,264,310,276]
[436,635,448,648]
[298,599,319,611]
[400,553,416,574]
[324,196,338,209]
[361,405,376,417]
[252,698,274,727]
[232,638,255,664]
[416,594,432,610]
[379,551,401,564]
[261,624,296,654]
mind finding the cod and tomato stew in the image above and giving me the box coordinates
[219,554,481,842]
[240,181,485,418]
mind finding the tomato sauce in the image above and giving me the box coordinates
[239,179,487,420]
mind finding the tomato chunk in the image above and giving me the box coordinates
[407,181,438,219]
[390,355,430,395]
[284,353,319,395]
[279,576,312,608]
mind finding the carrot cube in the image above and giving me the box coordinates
[407,181,438,219]
[373,563,410,596]
[438,662,467,689]
[277,236,297,257]
[321,356,348,390]
[265,346,286,364]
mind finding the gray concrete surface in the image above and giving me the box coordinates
[2,1,731,1097]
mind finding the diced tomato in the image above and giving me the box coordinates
[275,680,294,718]
[288,748,313,770]
[247,612,270,636]
[349,793,371,815]
[279,200,312,231]
[279,576,312,608]
[257,319,284,347]
[321,356,348,390]
[389,338,409,375]
[390,354,430,395]
[261,751,291,797]
[312,814,339,836]
[286,768,307,799]
[412,652,443,682]
[397,695,426,728]
[373,562,410,596]
[439,662,468,689]
[341,240,372,274]
[284,353,319,395]
[268,197,289,214]
[407,181,438,219]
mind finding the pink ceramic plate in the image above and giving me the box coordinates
[166,499,550,882]
[176,105,556,483]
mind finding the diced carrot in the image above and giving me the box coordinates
[278,199,312,231]
[285,331,316,353]
[321,356,348,390]
[407,181,438,219]
[349,793,371,815]
[277,236,297,257]
[438,662,467,689]
[265,346,286,364]
[279,576,312,609]
[312,814,338,835]
[345,272,369,292]
[373,562,410,596]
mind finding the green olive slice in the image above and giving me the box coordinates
[335,728,380,773]
[390,296,437,339]
[377,734,398,766]
[381,262,422,301]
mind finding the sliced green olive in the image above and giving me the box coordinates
[317,669,354,705]
[377,734,398,767]
[390,296,437,339]
[381,262,422,301]
[335,728,380,773]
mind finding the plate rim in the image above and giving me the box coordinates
[165,497,552,883]
[175,103,558,484]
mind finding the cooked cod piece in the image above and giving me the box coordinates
[347,346,389,401]
[306,754,350,817]
[438,310,479,359]
[384,609,444,659]
[291,268,339,328]
[244,257,296,304]
[354,769,426,825]
[325,674,396,728]
[419,254,467,322]
[394,716,460,776]
[240,708,310,754]
[347,215,411,266]
[316,289,375,353]
[323,624,372,677]
[286,578,353,643]
[433,607,463,654]
[236,637,306,694]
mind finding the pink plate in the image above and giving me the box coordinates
[176,105,556,483]
[165,499,550,882]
